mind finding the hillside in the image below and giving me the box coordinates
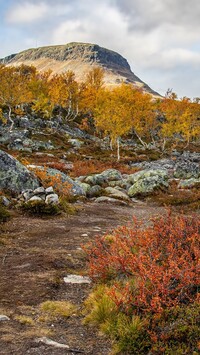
[0,42,160,97]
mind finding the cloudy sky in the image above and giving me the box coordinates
[1,0,200,98]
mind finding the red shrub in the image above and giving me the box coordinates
[85,213,200,314]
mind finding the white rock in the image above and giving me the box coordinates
[45,186,54,194]
[45,194,59,205]
[28,196,43,202]
[64,274,91,284]
[0,315,10,321]
[35,337,69,349]
[33,187,45,194]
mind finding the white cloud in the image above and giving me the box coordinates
[6,1,49,24]
[2,0,200,97]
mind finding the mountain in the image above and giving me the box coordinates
[0,42,160,97]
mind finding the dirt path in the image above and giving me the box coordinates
[0,202,164,355]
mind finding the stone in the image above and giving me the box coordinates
[28,196,43,202]
[85,174,107,186]
[45,194,59,205]
[0,150,40,194]
[174,161,200,179]
[79,182,91,194]
[63,275,91,284]
[178,178,200,189]
[33,187,45,194]
[95,196,128,205]
[105,187,130,201]
[87,185,103,198]
[1,196,11,207]
[0,315,10,321]
[45,186,54,194]
[22,189,34,201]
[35,337,69,349]
[128,169,169,197]
[100,168,122,181]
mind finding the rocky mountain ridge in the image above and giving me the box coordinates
[0,42,160,97]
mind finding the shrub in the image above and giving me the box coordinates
[21,200,61,216]
[85,213,200,314]
[84,213,200,353]
[0,203,11,222]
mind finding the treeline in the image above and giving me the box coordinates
[0,64,199,155]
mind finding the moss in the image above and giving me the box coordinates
[21,200,61,216]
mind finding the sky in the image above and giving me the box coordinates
[1,0,200,98]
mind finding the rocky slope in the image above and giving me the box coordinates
[0,42,160,97]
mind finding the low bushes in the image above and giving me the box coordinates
[84,213,200,353]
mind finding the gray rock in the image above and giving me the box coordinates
[0,150,40,194]
[95,196,128,205]
[22,190,34,201]
[33,187,45,194]
[178,178,200,189]
[63,275,91,284]
[128,169,169,197]
[0,315,10,321]
[79,182,91,194]
[1,196,11,207]
[45,193,59,205]
[105,187,130,201]
[174,161,200,179]
[85,174,107,186]
[100,169,122,181]
[87,185,103,198]
[45,186,54,194]
[68,138,84,148]
[28,196,43,202]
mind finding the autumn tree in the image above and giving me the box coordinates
[79,67,105,116]
[94,84,156,160]
[159,92,200,149]
[48,71,79,120]
[0,64,34,129]
[29,70,52,118]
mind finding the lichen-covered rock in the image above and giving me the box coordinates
[87,185,103,198]
[178,178,200,189]
[100,169,122,181]
[108,179,131,190]
[174,161,200,179]
[105,187,130,201]
[84,174,107,186]
[128,169,169,197]
[0,150,40,194]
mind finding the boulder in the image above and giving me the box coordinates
[45,193,59,205]
[174,161,200,179]
[87,185,103,198]
[178,178,200,189]
[95,196,128,205]
[0,150,40,194]
[84,174,107,186]
[128,169,169,197]
[105,187,130,201]
[100,169,122,181]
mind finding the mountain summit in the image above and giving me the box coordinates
[1,42,159,96]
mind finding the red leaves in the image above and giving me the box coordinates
[85,213,200,314]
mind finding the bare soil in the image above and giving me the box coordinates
[0,202,164,355]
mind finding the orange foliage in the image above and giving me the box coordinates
[85,212,200,314]
[32,167,72,198]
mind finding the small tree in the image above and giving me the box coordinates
[0,64,33,130]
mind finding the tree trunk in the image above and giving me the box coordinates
[117,137,120,161]
[8,106,14,131]
[133,129,147,148]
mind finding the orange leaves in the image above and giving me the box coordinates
[85,213,200,314]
